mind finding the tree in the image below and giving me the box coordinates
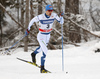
[0,0,7,47]
[65,0,80,43]
[24,0,29,52]
[38,0,42,15]
[21,0,25,30]
[0,9,3,47]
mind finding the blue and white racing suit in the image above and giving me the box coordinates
[28,13,64,66]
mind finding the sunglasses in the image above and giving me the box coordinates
[48,10,53,12]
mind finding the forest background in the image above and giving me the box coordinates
[0,0,100,53]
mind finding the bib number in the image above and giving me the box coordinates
[47,24,50,29]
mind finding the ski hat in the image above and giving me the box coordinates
[45,5,53,11]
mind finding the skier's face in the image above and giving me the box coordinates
[46,10,53,16]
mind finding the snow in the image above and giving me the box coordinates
[0,40,100,79]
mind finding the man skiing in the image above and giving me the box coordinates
[25,5,64,73]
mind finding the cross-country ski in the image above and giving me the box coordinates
[17,57,51,73]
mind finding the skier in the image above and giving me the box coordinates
[25,5,64,73]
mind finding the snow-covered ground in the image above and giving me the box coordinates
[0,40,100,79]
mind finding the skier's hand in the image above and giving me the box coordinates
[25,29,30,35]
[59,12,64,16]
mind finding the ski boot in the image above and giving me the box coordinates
[31,53,36,63]
[40,66,48,73]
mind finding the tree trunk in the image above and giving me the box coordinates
[0,11,2,47]
[21,0,24,33]
[30,0,34,19]
[17,0,19,22]
[24,0,29,52]
[65,0,80,43]
[58,0,61,12]
[38,0,42,15]
[0,0,6,47]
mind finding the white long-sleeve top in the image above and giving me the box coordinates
[28,13,63,33]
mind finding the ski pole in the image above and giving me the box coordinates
[4,34,26,54]
[61,16,64,71]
